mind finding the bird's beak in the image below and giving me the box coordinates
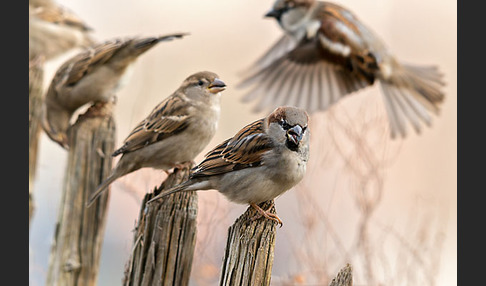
[264,9,281,19]
[46,129,69,150]
[287,125,303,145]
[208,78,226,94]
[54,133,69,150]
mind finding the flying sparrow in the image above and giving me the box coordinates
[238,0,445,139]
[29,0,95,61]
[86,71,226,207]
[42,33,188,149]
[147,106,310,226]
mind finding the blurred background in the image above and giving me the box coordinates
[29,0,456,285]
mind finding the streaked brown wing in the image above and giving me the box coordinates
[112,94,191,156]
[191,119,274,178]
[54,39,125,87]
[242,34,298,76]
[239,37,372,113]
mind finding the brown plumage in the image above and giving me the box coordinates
[42,33,188,149]
[86,71,226,207]
[29,0,94,60]
[238,0,445,138]
[147,106,311,226]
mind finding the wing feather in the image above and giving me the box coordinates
[191,119,274,178]
[112,94,191,156]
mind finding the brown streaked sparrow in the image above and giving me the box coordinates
[238,0,445,139]
[147,106,310,226]
[29,0,95,61]
[86,71,226,207]
[42,33,188,149]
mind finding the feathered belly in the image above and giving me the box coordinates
[217,162,305,205]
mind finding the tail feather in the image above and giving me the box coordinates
[146,180,193,204]
[86,174,117,207]
[146,178,211,204]
[380,63,445,138]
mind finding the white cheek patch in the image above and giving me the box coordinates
[318,34,351,56]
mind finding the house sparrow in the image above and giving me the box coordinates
[29,0,95,61]
[42,33,188,149]
[238,0,445,139]
[86,71,226,207]
[147,106,310,226]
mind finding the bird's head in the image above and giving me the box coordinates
[265,0,314,23]
[266,106,310,152]
[181,71,227,102]
[41,105,71,150]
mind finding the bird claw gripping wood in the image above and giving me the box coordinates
[250,201,283,228]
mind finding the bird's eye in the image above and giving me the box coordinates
[279,119,291,130]
[198,80,204,86]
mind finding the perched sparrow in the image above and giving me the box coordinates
[42,33,188,149]
[147,106,310,226]
[238,0,445,138]
[29,0,95,61]
[86,71,226,207]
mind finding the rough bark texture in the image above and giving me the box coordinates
[329,264,353,286]
[123,166,198,286]
[29,56,44,227]
[219,200,278,286]
[46,102,116,286]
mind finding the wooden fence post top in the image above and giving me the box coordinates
[220,200,278,286]
[329,264,353,286]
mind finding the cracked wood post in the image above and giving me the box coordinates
[123,165,198,286]
[328,264,353,286]
[29,56,44,227]
[46,102,116,286]
[219,200,278,286]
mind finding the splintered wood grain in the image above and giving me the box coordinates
[46,102,116,286]
[123,166,198,286]
[219,200,277,286]
[29,56,44,227]
[329,264,353,286]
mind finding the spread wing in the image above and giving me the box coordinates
[112,94,192,156]
[191,119,274,178]
[238,2,380,113]
[52,39,126,91]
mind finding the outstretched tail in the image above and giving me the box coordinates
[379,63,445,138]
[146,179,205,204]
[86,174,118,207]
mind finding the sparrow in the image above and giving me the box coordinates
[86,71,226,207]
[29,0,95,61]
[238,0,445,139]
[42,33,188,149]
[147,106,310,226]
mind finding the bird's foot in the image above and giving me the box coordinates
[250,201,283,227]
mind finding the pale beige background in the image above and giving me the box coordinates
[29,0,456,285]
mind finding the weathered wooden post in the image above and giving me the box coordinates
[329,264,353,286]
[46,102,116,286]
[29,56,44,227]
[123,166,198,286]
[219,200,278,286]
